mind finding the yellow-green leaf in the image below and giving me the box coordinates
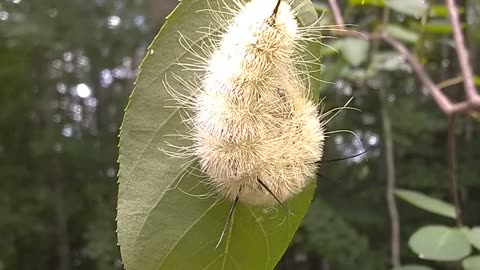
[116,0,321,270]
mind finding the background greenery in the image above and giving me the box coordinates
[0,0,479,269]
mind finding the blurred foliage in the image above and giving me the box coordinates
[302,199,386,269]
[279,0,480,269]
[0,0,479,269]
[0,0,150,269]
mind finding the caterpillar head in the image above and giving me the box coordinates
[220,0,298,56]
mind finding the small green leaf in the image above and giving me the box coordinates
[384,0,428,17]
[395,189,456,218]
[463,256,480,270]
[463,227,480,251]
[385,25,419,43]
[408,225,472,261]
[429,5,464,17]
[339,37,369,67]
[429,5,448,17]
[348,0,384,6]
[392,265,434,270]
[474,76,480,86]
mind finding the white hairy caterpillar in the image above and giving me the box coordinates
[164,0,337,210]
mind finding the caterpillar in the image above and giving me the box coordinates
[164,0,328,210]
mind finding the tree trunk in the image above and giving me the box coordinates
[52,158,71,270]
[32,45,71,270]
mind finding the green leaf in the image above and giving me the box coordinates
[463,227,480,251]
[408,225,472,261]
[463,256,480,270]
[384,0,428,17]
[395,189,456,218]
[339,37,369,67]
[392,265,434,270]
[385,25,419,43]
[116,1,321,270]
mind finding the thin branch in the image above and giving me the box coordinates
[447,116,463,226]
[381,35,469,115]
[325,0,475,116]
[437,76,464,90]
[328,0,345,29]
[380,89,401,268]
[378,5,400,267]
[445,0,480,104]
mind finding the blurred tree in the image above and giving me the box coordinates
[0,0,152,269]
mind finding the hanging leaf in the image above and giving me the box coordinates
[116,0,321,270]
[395,189,456,218]
[384,0,428,17]
[408,225,471,261]
[385,25,419,43]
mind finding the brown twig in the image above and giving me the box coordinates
[445,0,480,105]
[378,6,400,267]
[381,35,470,115]
[327,0,345,29]
[326,0,476,116]
[437,76,464,90]
[447,116,463,226]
